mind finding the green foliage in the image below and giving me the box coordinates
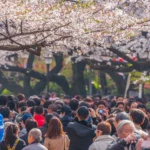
[49,82,64,95]
[1,89,14,95]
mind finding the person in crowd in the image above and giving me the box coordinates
[17,93,26,103]
[106,118,116,136]
[0,123,26,150]
[44,117,70,150]
[96,101,108,121]
[17,102,27,114]
[89,122,115,150]
[40,114,54,143]
[84,98,94,107]
[19,113,32,137]
[0,106,12,123]
[49,92,59,101]
[0,95,8,106]
[67,106,96,150]
[126,99,137,112]
[34,106,45,127]
[113,112,130,139]
[116,97,124,103]
[69,98,79,112]
[107,120,140,150]
[129,109,148,137]
[60,105,73,132]
[22,128,47,150]
[137,104,147,113]
[47,104,58,114]
[63,95,71,105]
[21,118,38,145]
[116,102,125,112]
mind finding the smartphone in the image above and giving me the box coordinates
[98,110,104,114]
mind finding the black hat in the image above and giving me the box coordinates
[61,105,72,116]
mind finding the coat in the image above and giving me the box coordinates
[61,116,73,132]
[0,138,26,150]
[66,121,96,150]
[89,135,115,150]
[22,143,47,150]
[44,135,70,150]
[106,138,137,150]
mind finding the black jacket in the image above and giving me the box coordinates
[66,120,96,150]
[61,115,73,132]
[107,138,137,150]
[0,138,26,150]
[40,124,48,143]
[21,133,28,145]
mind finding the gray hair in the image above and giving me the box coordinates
[117,120,135,133]
[115,112,130,123]
[28,128,42,142]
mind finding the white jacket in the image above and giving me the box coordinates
[89,135,115,150]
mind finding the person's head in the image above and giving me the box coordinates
[46,117,64,139]
[40,98,46,106]
[95,122,111,137]
[130,109,145,125]
[63,95,71,104]
[17,102,27,113]
[116,102,125,112]
[48,104,58,114]
[141,115,149,130]
[137,104,147,113]
[114,112,130,129]
[77,106,89,121]
[7,101,16,111]
[0,95,8,106]
[28,128,42,144]
[106,118,116,135]
[54,100,64,107]
[84,98,94,106]
[117,120,136,138]
[116,97,123,103]
[97,101,106,110]
[33,97,41,106]
[27,100,36,107]
[135,97,143,105]
[45,114,54,124]
[0,107,10,119]
[43,101,52,109]
[25,118,38,133]
[69,98,79,111]
[34,106,44,115]
[127,100,137,111]
[17,93,26,102]
[60,105,72,117]
[5,124,19,145]
[21,113,32,127]
[79,101,90,108]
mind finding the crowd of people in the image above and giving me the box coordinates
[0,93,150,150]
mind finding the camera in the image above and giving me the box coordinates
[98,110,104,114]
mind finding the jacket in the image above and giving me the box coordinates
[22,143,47,150]
[107,138,137,150]
[61,116,73,132]
[66,120,96,150]
[0,138,26,150]
[44,135,70,150]
[21,133,28,145]
[40,124,48,143]
[34,115,45,127]
[89,135,115,150]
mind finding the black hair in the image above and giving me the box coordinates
[17,93,25,101]
[7,95,15,101]
[141,115,149,130]
[69,98,79,111]
[0,107,10,118]
[77,106,89,120]
[45,114,54,124]
[97,101,106,107]
[137,104,147,111]
[130,109,145,125]
[30,106,35,116]
[18,102,27,109]
[60,105,72,116]
[34,106,43,115]
[7,101,16,110]
[116,102,124,108]
[79,101,90,108]
[33,97,41,106]
[0,95,8,106]
[21,106,27,112]
[43,101,52,109]
[25,118,38,133]
[27,100,36,107]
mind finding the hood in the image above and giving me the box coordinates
[68,122,95,137]
[34,115,45,127]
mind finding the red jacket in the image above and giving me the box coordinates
[34,115,45,127]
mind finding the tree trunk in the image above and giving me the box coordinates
[99,71,108,95]
[106,71,126,96]
[71,61,86,96]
